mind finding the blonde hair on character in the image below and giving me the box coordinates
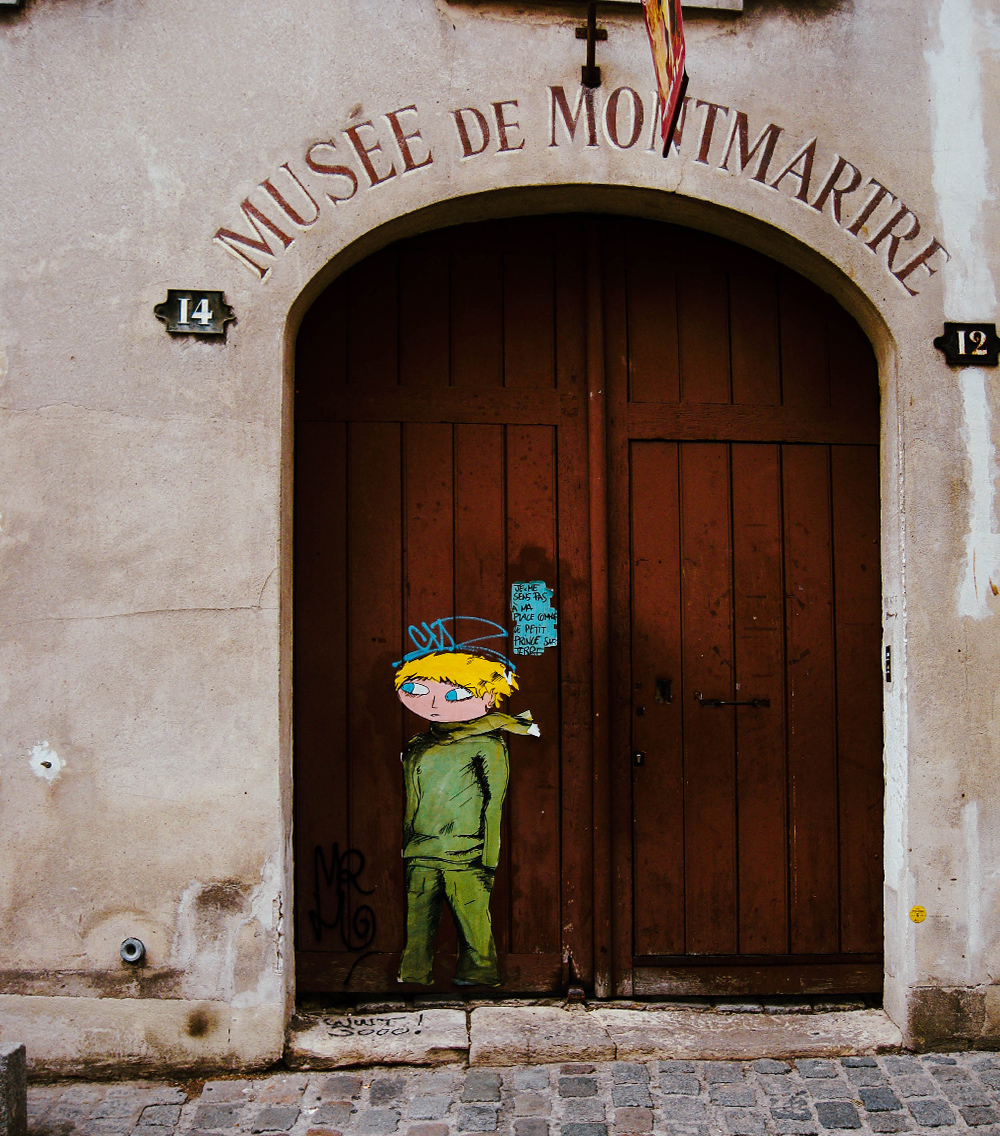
[394,651,518,702]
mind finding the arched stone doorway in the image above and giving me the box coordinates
[292,214,882,999]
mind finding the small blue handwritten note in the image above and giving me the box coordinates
[511,581,558,656]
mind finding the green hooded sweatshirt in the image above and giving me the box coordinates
[401,710,537,869]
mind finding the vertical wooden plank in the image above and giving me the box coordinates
[779,270,830,408]
[399,244,450,386]
[783,444,840,954]
[504,220,556,389]
[400,422,458,967]
[680,442,737,953]
[677,241,732,404]
[295,274,348,419]
[832,445,883,953]
[452,224,504,389]
[403,422,454,632]
[730,254,781,406]
[554,218,594,987]
[602,219,635,995]
[454,423,510,954]
[348,422,405,952]
[294,422,349,955]
[586,221,613,997]
[731,444,788,954]
[630,441,685,956]
[506,425,561,957]
[347,246,398,387]
[626,221,680,404]
[828,300,880,419]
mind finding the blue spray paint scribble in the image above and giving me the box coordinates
[392,616,511,668]
[511,581,558,656]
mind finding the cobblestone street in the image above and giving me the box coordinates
[26,1054,1000,1136]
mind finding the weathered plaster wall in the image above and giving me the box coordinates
[0,0,996,1069]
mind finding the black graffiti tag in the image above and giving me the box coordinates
[309,843,376,952]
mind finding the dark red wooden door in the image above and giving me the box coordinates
[294,219,594,993]
[294,216,883,997]
[604,222,883,995]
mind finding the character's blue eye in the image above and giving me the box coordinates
[401,682,429,695]
[445,687,473,702]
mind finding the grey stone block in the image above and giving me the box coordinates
[841,1058,876,1069]
[561,1066,596,1076]
[723,1108,767,1135]
[980,1070,1000,1090]
[659,1097,708,1122]
[846,1067,886,1086]
[409,1096,452,1120]
[612,1063,649,1084]
[139,1103,183,1125]
[771,1096,812,1121]
[658,1061,695,1074]
[611,1086,651,1108]
[921,1055,957,1065]
[882,1057,922,1076]
[866,1115,912,1132]
[515,1070,551,1091]
[458,1104,499,1132]
[962,1105,1000,1126]
[86,1121,134,1136]
[313,1102,353,1126]
[564,1101,605,1122]
[813,1101,861,1129]
[559,1078,598,1099]
[710,1086,755,1107]
[892,1074,935,1097]
[464,1073,502,1103]
[372,1078,408,1105]
[753,1060,791,1075]
[92,1097,140,1119]
[0,1045,26,1136]
[941,1081,989,1105]
[514,1093,550,1117]
[660,1075,700,1096]
[251,1104,299,1132]
[514,1120,549,1136]
[798,1061,838,1080]
[808,1083,853,1101]
[358,1108,402,1134]
[319,1074,364,1099]
[930,1064,970,1082]
[858,1086,901,1112]
[194,1102,245,1128]
[704,1063,742,1084]
[561,1124,607,1136]
[905,1098,954,1126]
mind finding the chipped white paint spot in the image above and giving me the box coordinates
[171,858,283,1006]
[927,0,1000,619]
[29,741,64,781]
[964,801,982,983]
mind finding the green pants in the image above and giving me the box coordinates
[398,860,500,986]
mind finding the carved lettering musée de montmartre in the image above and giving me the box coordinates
[214,87,948,297]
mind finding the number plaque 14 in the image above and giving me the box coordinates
[154,290,236,338]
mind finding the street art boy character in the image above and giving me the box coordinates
[394,650,539,987]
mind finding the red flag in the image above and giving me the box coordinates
[642,0,688,156]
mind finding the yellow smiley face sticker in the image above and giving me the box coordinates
[910,905,927,923]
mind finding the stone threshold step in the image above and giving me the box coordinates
[285,1006,901,1069]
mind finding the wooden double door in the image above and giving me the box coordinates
[294,215,883,997]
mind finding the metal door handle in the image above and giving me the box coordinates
[693,691,770,709]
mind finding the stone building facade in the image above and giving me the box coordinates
[0,0,998,1073]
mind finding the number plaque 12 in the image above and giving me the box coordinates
[934,322,1000,367]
